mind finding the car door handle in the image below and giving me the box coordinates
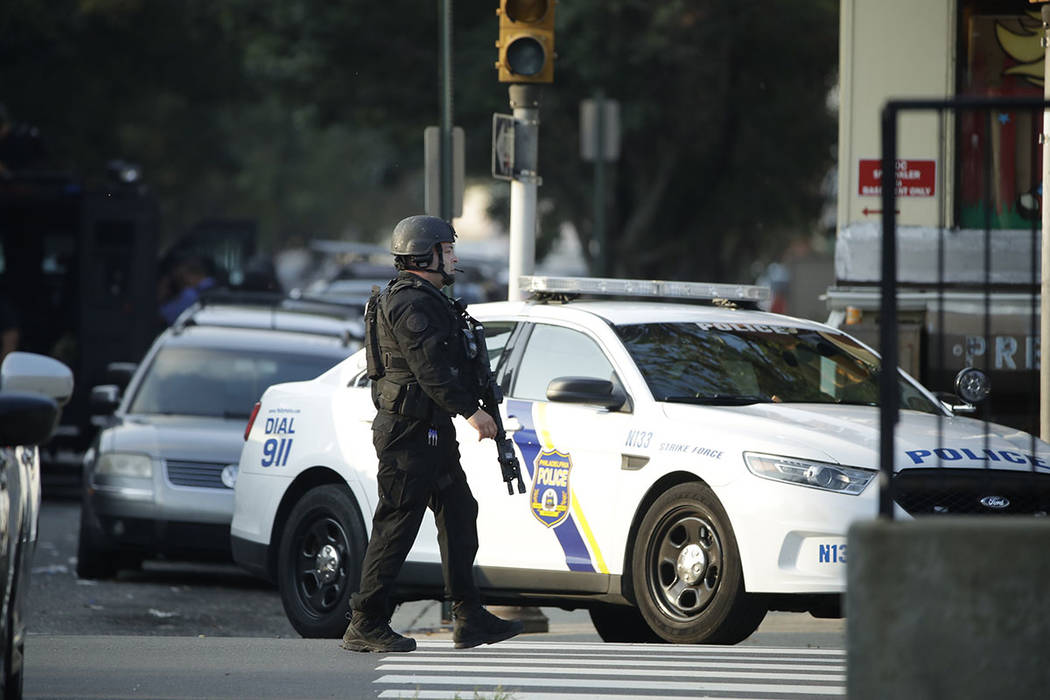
[504,416,522,433]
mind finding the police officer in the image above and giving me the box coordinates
[341,215,524,653]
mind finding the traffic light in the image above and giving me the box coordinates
[496,0,555,83]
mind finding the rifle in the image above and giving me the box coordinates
[456,301,526,495]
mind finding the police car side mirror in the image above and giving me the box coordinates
[546,377,627,411]
[90,385,121,415]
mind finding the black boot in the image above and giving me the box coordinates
[452,602,525,649]
[341,611,416,653]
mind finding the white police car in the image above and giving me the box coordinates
[230,276,1050,644]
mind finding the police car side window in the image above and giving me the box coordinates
[511,324,616,402]
[483,322,516,371]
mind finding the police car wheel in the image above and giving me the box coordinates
[277,485,366,639]
[588,604,662,643]
[632,482,766,644]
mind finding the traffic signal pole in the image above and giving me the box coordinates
[487,0,552,633]
[495,0,553,301]
[507,85,540,301]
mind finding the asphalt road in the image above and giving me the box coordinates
[27,499,607,641]
[27,500,297,637]
[23,498,846,698]
[28,499,846,645]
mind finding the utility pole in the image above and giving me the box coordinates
[591,91,606,277]
[581,94,621,277]
[440,0,454,625]
[440,0,454,224]
[1042,5,1050,440]
[426,0,464,292]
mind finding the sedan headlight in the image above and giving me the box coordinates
[744,452,876,495]
[95,452,153,479]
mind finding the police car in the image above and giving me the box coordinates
[230,275,1050,644]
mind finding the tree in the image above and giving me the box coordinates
[0,0,838,282]
[544,0,839,282]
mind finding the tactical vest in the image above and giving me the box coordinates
[365,276,465,420]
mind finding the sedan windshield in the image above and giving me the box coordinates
[616,321,940,413]
[128,347,340,418]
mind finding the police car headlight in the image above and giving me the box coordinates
[96,452,153,479]
[744,452,875,495]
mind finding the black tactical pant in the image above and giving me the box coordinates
[350,411,481,619]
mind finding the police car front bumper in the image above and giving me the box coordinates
[719,473,880,594]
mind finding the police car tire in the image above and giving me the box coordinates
[588,604,663,643]
[277,485,366,639]
[631,482,766,644]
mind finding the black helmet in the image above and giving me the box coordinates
[390,215,456,258]
[390,216,458,284]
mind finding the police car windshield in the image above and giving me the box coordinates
[128,347,341,418]
[615,322,940,413]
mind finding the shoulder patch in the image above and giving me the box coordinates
[405,312,429,333]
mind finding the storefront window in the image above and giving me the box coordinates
[958,1,1042,229]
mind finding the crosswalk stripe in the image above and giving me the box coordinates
[380,662,843,682]
[410,651,845,666]
[383,654,844,671]
[413,639,845,656]
[375,673,846,696]
[378,693,810,700]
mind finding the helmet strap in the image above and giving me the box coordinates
[434,244,455,286]
[397,245,454,285]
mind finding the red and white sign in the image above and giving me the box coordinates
[858,159,936,197]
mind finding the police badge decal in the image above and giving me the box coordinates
[530,449,572,528]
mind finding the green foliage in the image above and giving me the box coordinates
[546,0,839,281]
[0,0,837,279]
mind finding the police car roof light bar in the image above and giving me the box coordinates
[520,275,770,304]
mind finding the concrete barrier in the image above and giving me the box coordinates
[847,517,1050,699]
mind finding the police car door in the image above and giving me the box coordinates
[451,320,532,565]
[465,321,628,589]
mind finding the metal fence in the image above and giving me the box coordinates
[879,96,1044,518]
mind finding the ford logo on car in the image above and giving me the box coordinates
[979,495,1010,510]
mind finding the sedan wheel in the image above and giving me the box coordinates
[277,485,366,638]
[632,482,766,644]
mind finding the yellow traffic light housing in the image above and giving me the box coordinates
[496,0,555,84]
